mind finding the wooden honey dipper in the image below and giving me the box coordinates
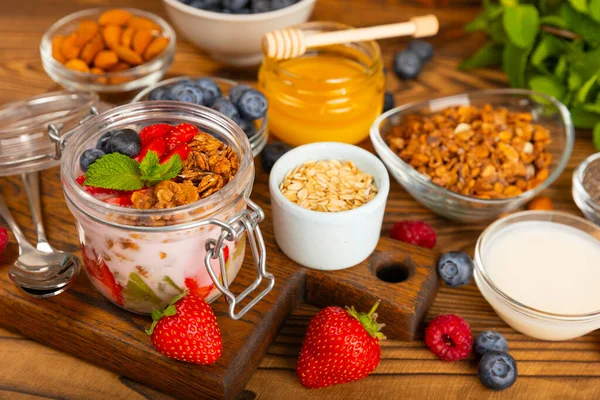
[262,15,439,60]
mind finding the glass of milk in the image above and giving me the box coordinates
[474,211,600,341]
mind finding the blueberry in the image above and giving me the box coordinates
[173,84,206,105]
[167,81,197,101]
[408,39,434,62]
[229,84,251,104]
[271,0,297,9]
[383,92,395,112]
[236,89,268,120]
[478,352,517,391]
[260,142,291,172]
[188,0,220,8]
[96,130,118,153]
[80,149,105,172]
[212,97,240,121]
[251,0,271,12]
[394,49,424,80]
[234,117,257,138]
[149,87,170,101]
[223,0,249,11]
[196,78,222,106]
[104,129,141,157]
[437,251,474,287]
[475,331,509,356]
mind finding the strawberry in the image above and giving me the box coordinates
[134,136,168,162]
[76,175,120,196]
[184,278,216,299]
[146,292,222,364]
[82,247,123,305]
[164,123,198,150]
[139,123,172,148]
[103,194,133,207]
[160,143,190,164]
[297,301,386,388]
[0,227,8,258]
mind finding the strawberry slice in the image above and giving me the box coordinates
[77,175,121,196]
[139,123,172,148]
[160,143,190,164]
[134,136,168,162]
[104,195,133,207]
[164,123,198,150]
[184,278,216,299]
[82,247,123,306]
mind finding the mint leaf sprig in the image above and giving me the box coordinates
[83,151,183,191]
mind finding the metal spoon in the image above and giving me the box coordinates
[0,173,80,297]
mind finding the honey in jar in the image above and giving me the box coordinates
[258,22,385,146]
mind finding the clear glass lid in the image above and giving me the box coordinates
[0,91,98,176]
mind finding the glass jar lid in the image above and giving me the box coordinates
[0,91,98,176]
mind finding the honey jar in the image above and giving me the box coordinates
[258,22,385,146]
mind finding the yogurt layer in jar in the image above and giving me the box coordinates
[57,101,271,315]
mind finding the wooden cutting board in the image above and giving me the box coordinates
[0,162,439,400]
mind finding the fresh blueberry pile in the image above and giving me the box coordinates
[393,39,434,80]
[178,0,300,14]
[81,129,141,171]
[474,331,517,391]
[148,78,267,139]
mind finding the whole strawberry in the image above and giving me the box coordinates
[146,292,222,364]
[297,301,386,388]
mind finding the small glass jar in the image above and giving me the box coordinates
[573,152,600,226]
[258,21,385,146]
[50,101,274,317]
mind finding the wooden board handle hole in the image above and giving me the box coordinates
[375,262,412,283]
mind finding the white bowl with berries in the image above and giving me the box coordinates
[133,76,268,156]
[162,0,316,66]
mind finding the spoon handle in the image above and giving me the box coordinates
[21,172,53,253]
[0,193,36,253]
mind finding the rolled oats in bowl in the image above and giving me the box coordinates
[279,159,378,212]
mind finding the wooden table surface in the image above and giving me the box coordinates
[1,0,599,399]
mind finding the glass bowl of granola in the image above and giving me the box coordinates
[52,101,274,317]
[132,76,268,157]
[370,89,574,222]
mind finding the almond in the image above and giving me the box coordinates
[64,59,90,73]
[98,9,132,26]
[90,67,105,74]
[60,33,82,60]
[132,29,154,54]
[107,61,131,72]
[75,20,99,46]
[114,45,143,65]
[121,26,136,48]
[527,196,553,211]
[80,33,104,64]
[102,25,122,50]
[52,35,66,63]
[143,37,169,61]
[108,62,132,84]
[127,16,160,32]
[94,50,119,70]
[90,67,108,84]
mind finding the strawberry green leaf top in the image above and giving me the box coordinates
[84,150,183,191]
[296,301,386,388]
[146,291,222,365]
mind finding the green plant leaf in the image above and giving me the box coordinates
[571,107,600,128]
[84,152,143,191]
[594,123,600,150]
[531,34,564,71]
[568,0,589,14]
[554,56,568,80]
[591,0,600,22]
[138,150,183,187]
[540,15,568,28]
[503,5,540,48]
[584,103,600,113]
[122,272,162,306]
[568,70,583,91]
[529,75,567,100]
[576,71,600,104]
[503,42,533,88]
[460,43,504,70]
[561,3,600,47]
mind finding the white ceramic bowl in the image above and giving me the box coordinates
[269,142,390,270]
[162,0,316,66]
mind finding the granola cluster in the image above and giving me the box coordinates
[132,132,239,209]
[387,104,552,199]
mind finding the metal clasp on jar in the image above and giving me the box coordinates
[47,106,99,159]
[204,197,275,320]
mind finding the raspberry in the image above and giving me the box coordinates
[390,220,436,249]
[425,314,472,361]
[0,227,8,258]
